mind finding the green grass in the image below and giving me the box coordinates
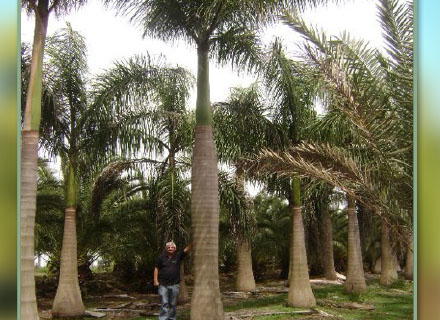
[52,277,413,319]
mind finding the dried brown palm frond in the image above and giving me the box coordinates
[242,143,411,242]
[243,143,375,206]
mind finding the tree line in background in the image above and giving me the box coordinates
[20,0,413,319]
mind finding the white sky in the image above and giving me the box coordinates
[21,0,384,108]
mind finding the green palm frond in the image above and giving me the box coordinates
[213,83,280,163]
[263,38,318,144]
[218,170,255,239]
[210,27,263,72]
[88,54,195,160]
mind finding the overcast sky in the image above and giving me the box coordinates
[21,0,384,108]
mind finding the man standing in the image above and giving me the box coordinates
[154,241,191,320]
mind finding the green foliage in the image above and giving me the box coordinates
[252,193,290,279]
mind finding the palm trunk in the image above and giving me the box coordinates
[234,167,256,292]
[190,46,223,320]
[178,264,189,303]
[52,163,85,317]
[321,205,337,280]
[236,240,256,292]
[343,195,366,294]
[404,234,413,280]
[380,218,398,286]
[21,2,49,319]
[287,177,316,307]
[21,131,40,320]
[51,207,85,316]
[373,257,382,274]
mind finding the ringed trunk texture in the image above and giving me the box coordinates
[236,240,256,292]
[380,218,398,286]
[21,131,40,320]
[21,2,49,319]
[178,264,189,303]
[287,207,316,307]
[343,196,366,294]
[321,206,337,280]
[52,207,85,317]
[404,234,414,280]
[190,126,223,320]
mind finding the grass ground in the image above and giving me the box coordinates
[38,274,413,319]
[109,278,412,319]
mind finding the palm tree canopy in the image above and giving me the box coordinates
[244,0,413,239]
[104,0,334,69]
[22,0,88,17]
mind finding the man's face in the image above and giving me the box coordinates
[166,244,176,255]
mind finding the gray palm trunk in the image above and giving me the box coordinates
[380,217,398,286]
[234,167,256,292]
[236,240,256,292]
[21,3,50,318]
[287,206,316,307]
[21,131,40,320]
[52,207,85,316]
[190,126,223,319]
[178,264,189,303]
[343,195,366,294]
[404,234,413,280]
[321,205,337,280]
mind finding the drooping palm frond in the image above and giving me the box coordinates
[213,83,282,164]
[245,144,374,203]
[89,159,132,221]
[263,38,318,145]
[244,142,411,241]
[39,22,89,159]
[87,54,195,163]
[218,170,255,240]
[210,27,264,72]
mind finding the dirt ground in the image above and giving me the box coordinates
[36,273,392,319]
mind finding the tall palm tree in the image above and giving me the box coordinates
[260,39,318,307]
[276,0,413,234]
[40,24,89,316]
[102,1,324,317]
[92,51,195,298]
[246,0,413,270]
[20,1,87,318]
[213,84,278,292]
[37,24,194,315]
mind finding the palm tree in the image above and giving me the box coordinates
[213,84,278,292]
[38,24,194,315]
[92,49,195,298]
[245,0,412,291]
[20,1,87,318]
[259,39,318,307]
[277,0,412,235]
[102,0,322,317]
[40,24,89,316]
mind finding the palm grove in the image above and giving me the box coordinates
[21,0,413,319]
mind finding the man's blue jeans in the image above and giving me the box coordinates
[158,284,180,320]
